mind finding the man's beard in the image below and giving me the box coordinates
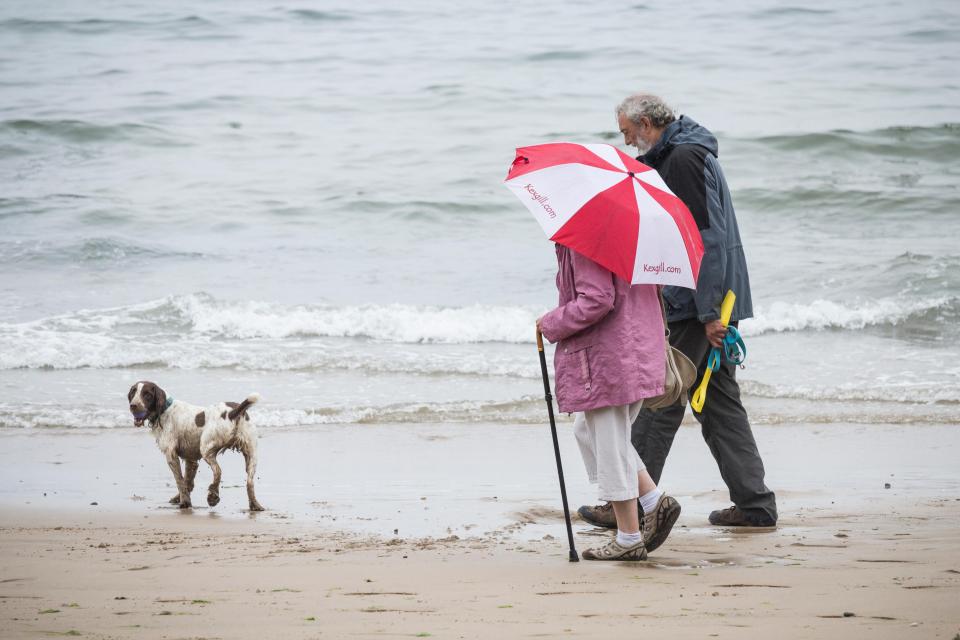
[633,139,652,155]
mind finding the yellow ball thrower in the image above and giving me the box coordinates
[690,290,746,413]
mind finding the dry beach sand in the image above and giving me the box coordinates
[1,421,959,639]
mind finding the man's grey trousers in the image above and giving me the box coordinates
[631,318,778,525]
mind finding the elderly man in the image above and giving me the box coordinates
[578,94,778,529]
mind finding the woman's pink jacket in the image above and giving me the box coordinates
[540,245,665,413]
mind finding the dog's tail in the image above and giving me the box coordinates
[228,392,261,422]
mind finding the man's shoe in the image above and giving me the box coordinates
[582,537,647,561]
[642,494,681,553]
[708,506,776,527]
[577,502,617,529]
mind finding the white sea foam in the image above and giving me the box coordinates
[9,292,956,348]
[746,296,955,336]
[739,380,960,405]
[1,293,956,374]
[0,403,129,430]
[3,391,955,430]
[172,294,539,343]
[0,330,540,376]
[0,398,550,430]
[6,294,540,344]
[0,294,545,372]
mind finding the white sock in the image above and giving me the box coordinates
[639,487,663,515]
[616,530,642,547]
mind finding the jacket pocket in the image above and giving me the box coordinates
[562,344,593,392]
[578,348,592,391]
[558,330,596,391]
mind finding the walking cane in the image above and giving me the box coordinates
[536,327,579,562]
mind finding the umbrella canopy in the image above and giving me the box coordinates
[504,142,704,289]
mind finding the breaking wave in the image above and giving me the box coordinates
[740,380,960,406]
[2,293,958,372]
[0,293,539,348]
[747,296,958,336]
[0,397,550,430]
[4,391,954,430]
[0,333,539,377]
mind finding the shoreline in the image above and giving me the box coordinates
[1,421,958,537]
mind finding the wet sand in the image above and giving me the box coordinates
[2,500,958,639]
[1,421,959,638]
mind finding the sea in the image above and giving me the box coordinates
[2,0,959,435]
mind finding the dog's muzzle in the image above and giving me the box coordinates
[131,409,148,427]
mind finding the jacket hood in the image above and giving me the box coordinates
[641,115,719,165]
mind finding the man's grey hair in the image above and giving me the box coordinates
[616,94,676,128]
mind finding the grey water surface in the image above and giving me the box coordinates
[1,0,958,430]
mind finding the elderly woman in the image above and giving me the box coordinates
[538,244,681,560]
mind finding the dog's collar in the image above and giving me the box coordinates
[149,397,174,428]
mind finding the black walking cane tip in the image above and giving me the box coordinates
[536,330,578,563]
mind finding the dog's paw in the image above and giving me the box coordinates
[207,492,220,507]
[249,502,265,512]
[169,495,181,505]
[179,499,192,509]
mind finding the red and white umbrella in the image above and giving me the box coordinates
[504,142,704,289]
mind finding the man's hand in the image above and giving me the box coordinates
[704,319,726,348]
[536,315,543,334]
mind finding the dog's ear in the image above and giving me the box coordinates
[152,386,167,418]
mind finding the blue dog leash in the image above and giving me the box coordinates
[706,325,747,373]
[723,325,747,366]
[693,291,746,413]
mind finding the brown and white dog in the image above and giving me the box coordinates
[127,381,265,511]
